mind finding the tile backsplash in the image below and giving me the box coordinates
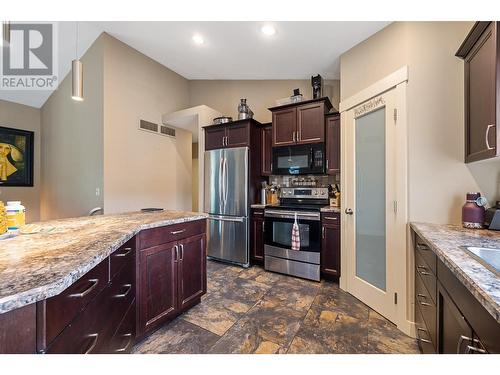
[267,174,339,188]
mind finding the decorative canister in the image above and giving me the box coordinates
[462,192,487,229]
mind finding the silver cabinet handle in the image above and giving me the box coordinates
[322,226,325,239]
[457,335,473,354]
[416,293,431,306]
[416,243,429,251]
[417,265,432,276]
[174,245,179,262]
[83,333,99,354]
[262,221,265,232]
[485,124,495,150]
[69,279,99,298]
[324,216,338,221]
[114,247,132,257]
[326,159,329,170]
[171,229,186,235]
[292,131,296,143]
[416,328,432,344]
[465,345,486,354]
[114,284,132,298]
[179,244,184,261]
[297,130,301,141]
[115,333,133,352]
[345,208,353,215]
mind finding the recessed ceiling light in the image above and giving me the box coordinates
[261,25,276,36]
[192,34,204,45]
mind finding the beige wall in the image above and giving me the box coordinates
[341,21,499,224]
[40,35,105,220]
[102,34,192,214]
[0,100,41,222]
[189,79,340,124]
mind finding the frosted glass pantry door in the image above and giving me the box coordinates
[355,107,387,291]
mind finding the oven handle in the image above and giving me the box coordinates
[264,210,320,221]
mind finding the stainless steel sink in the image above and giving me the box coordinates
[464,246,500,276]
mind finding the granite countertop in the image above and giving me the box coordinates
[0,210,207,314]
[410,222,500,323]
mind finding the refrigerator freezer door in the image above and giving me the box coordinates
[207,215,249,266]
[204,149,224,215]
[221,147,248,217]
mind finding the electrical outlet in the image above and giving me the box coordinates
[95,188,100,196]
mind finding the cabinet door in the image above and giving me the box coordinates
[321,224,340,277]
[261,126,272,175]
[250,213,264,263]
[138,242,178,336]
[325,115,340,174]
[226,122,249,148]
[205,126,227,150]
[178,234,206,311]
[465,22,497,162]
[438,283,474,354]
[297,102,325,144]
[272,107,297,146]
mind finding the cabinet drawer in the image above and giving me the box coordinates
[110,237,136,280]
[321,212,340,225]
[415,249,436,303]
[252,208,264,217]
[415,302,436,354]
[44,258,109,345]
[415,269,437,345]
[109,300,136,354]
[139,219,206,249]
[415,236,436,275]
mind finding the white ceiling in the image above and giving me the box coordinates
[0,21,390,108]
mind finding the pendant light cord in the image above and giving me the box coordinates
[75,21,79,59]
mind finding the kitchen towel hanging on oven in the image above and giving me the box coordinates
[291,212,300,250]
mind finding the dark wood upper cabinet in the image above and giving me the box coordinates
[226,122,250,148]
[261,124,272,176]
[297,102,325,144]
[205,126,227,151]
[325,114,340,174]
[138,242,178,336]
[270,97,333,147]
[456,21,500,163]
[204,119,262,151]
[272,107,297,146]
[250,208,265,264]
[321,213,340,278]
[178,234,206,310]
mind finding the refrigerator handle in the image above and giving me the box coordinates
[221,154,226,211]
[224,157,229,208]
[219,154,224,212]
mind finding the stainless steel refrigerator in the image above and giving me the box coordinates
[204,147,249,266]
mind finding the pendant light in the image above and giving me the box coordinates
[71,22,84,101]
[2,21,10,45]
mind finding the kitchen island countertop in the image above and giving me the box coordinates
[0,210,207,314]
[410,222,500,323]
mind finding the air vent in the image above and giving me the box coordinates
[160,125,176,138]
[140,119,159,133]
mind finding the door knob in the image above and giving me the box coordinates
[345,208,353,215]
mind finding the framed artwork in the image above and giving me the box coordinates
[0,126,34,187]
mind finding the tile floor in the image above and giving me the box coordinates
[132,260,420,354]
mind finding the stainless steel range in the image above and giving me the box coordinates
[264,187,328,281]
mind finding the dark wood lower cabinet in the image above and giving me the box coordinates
[413,230,499,354]
[250,208,265,264]
[0,220,207,354]
[321,213,340,278]
[137,220,207,339]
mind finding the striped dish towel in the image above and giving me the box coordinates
[291,212,300,251]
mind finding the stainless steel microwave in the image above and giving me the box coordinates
[272,143,325,175]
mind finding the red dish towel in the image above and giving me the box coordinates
[291,212,300,251]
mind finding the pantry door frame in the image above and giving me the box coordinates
[339,66,410,334]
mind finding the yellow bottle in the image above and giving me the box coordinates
[0,201,7,235]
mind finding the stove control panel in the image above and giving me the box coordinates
[280,187,329,199]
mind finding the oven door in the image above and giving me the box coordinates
[272,143,324,175]
[264,210,321,253]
